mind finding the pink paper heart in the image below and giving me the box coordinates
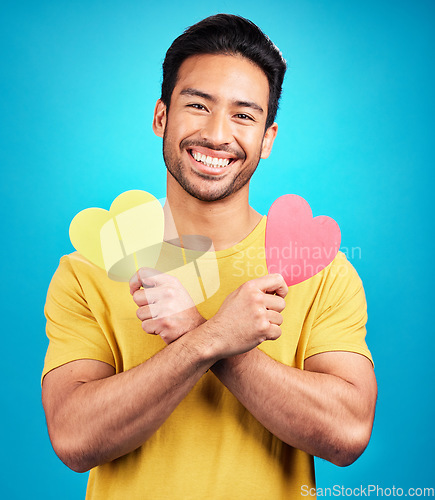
[266,195,341,286]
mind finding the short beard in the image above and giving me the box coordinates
[162,131,262,202]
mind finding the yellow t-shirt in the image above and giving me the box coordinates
[42,216,372,500]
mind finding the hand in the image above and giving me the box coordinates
[129,267,206,344]
[205,274,288,359]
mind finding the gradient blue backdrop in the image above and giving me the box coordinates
[1,0,434,498]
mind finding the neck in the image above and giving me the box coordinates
[164,175,262,251]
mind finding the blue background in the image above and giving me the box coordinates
[1,0,434,498]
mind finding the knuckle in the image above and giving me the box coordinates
[169,275,180,285]
[258,318,269,333]
[137,268,150,281]
[242,281,255,293]
[253,306,264,320]
[149,304,159,319]
[160,316,173,329]
[247,291,263,307]
[166,300,177,313]
[253,292,264,305]
[164,286,176,299]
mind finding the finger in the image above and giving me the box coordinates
[132,289,150,307]
[132,287,169,307]
[266,324,282,341]
[141,286,162,306]
[264,293,286,313]
[129,267,166,295]
[138,267,177,287]
[266,310,283,326]
[129,269,154,295]
[140,319,160,335]
[129,270,143,295]
[131,282,163,306]
[136,305,154,321]
[255,274,288,298]
[132,288,161,307]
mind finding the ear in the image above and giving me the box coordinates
[260,122,278,159]
[152,99,167,138]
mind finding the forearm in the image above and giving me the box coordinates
[48,328,216,472]
[212,349,375,466]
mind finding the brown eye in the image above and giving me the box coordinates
[188,103,206,110]
[235,113,253,121]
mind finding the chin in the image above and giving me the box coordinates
[165,152,258,203]
[177,179,235,202]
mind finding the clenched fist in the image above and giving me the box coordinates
[205,274,288,359]
[129,267,205,344]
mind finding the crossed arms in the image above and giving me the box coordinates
[42,270,377,473]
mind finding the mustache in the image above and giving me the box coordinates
[180,139,245,160]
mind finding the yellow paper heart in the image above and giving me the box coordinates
[69,190,164,281]
[69,190,221,305]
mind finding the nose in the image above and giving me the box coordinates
[200,111,233,145]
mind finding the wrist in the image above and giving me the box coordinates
[212,349,254,377]
[176,320,224,368]
[192,309,206,329]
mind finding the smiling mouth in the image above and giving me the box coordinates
[188,149,237,169]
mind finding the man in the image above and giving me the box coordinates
[42,14,377,499]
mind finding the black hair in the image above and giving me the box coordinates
[161,14,286,130]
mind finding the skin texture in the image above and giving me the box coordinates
[131,268,206,344]
[42,53,377,473]
[156,53,277,203]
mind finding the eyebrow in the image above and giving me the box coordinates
[179,88,264,114]
[233,100,264,113]
[180,88,215,101]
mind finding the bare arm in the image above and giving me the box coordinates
[42,329,215,473]
[42,272,286,473]
[211,349,377,466]
[142,270,377,467]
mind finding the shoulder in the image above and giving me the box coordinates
[54,251,108,280]
[294,251,364,296]
[322,251,363,291]
[306,251,366,312]
[48,252,110,300]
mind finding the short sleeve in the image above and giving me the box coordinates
[304,253,373,364]
[42,255,115,381]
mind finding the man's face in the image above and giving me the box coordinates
[153,53,278,202]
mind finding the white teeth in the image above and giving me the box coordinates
[191,151,231,168]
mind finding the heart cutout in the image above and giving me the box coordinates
[69,190,164,279]
[265,195,341,286]
[68,191,221,304]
